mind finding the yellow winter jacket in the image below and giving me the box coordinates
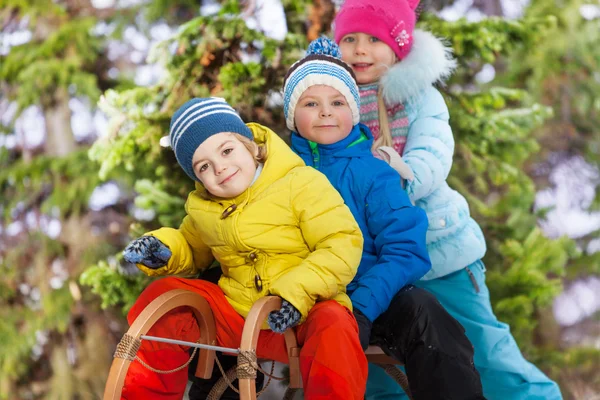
[137,123,363,321]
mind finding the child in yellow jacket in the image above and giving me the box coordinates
[121,97,368,399]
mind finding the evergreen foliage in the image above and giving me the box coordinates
[1,0,599,398]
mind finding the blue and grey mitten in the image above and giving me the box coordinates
[268,299,302,333]
[123,236,172,269]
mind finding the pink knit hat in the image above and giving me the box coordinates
[333,0,420,60]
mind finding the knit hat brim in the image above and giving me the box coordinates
[333,1,416,60]
[283,56,360,132]
[169,97,253,182]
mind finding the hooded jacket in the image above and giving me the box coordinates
[137,123,363,321]
[365,29,487,280]
[291,123,430,322]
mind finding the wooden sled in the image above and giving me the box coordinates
[103,289,412,400]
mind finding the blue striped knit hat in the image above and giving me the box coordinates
[169,97,253,182]
[283,37,360,132]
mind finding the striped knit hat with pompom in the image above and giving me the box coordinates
[169,97,253,182]
[283,37,360,132]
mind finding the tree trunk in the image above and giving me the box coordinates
[307,0,336,41]
[44,87,77,157]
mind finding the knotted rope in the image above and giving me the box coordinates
[114,334,284,395]
[113,333,199,374]
[212,349,283,395]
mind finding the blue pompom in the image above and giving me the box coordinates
[305,37,342,59]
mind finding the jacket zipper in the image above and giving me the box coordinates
[309,141,320,170]
[230,205,264,292]
[465,267,480,293]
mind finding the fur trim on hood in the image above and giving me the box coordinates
[380,29,457,105]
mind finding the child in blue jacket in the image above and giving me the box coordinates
[282,37,485,400]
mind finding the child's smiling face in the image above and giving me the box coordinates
[294,85,354,145]
[339,32,396,84]
[192,132,258,198]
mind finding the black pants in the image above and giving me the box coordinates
[370,285,485,400]
[187,350,265,400]
[187,267,264,400]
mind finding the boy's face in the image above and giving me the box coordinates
[294,85,354,145]
[192,132,257,198]
[339,32,396,84]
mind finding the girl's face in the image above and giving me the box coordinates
[339,32,396,84]
[192,132,258,198]
[294,85,353,145]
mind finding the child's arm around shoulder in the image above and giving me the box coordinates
[135,198,214,277]
[352,162,431,322]
[403,85,454,202]
[269,167,363,318]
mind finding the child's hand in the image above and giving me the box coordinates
[353,308,372,350]
[268,299,301,333]
[123,236,172,269]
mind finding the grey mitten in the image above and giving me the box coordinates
[268,299,302,333]
[123,236,172,269]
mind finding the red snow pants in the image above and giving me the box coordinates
[122,277,367,400]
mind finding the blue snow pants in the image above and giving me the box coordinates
[365,260,563,400]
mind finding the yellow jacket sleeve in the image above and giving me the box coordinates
[269,169,363,318]
[136,215,214,277]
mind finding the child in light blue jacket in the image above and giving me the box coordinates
[334,0,563,399]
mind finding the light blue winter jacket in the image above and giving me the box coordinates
[376,30,487,280]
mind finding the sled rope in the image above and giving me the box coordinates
[213,350,279,395]
[114,333,140,361]
[113,333,199,374]
[114,333,284,393]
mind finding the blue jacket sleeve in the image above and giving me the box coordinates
[350,167,431,322]
[403,86,454,202]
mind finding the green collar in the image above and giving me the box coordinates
[348,132,368,148]
[307,132,368,151]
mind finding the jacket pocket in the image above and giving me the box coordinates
[426,203,459,231]
[424,202,464,246]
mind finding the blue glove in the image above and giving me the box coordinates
[123,236,172,269]
[268,299,301,333]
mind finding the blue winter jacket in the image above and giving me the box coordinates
[291,123,431,322]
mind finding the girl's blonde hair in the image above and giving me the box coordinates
[234,133,268,164]
[372,87,393,150]
[371,58,397,151]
